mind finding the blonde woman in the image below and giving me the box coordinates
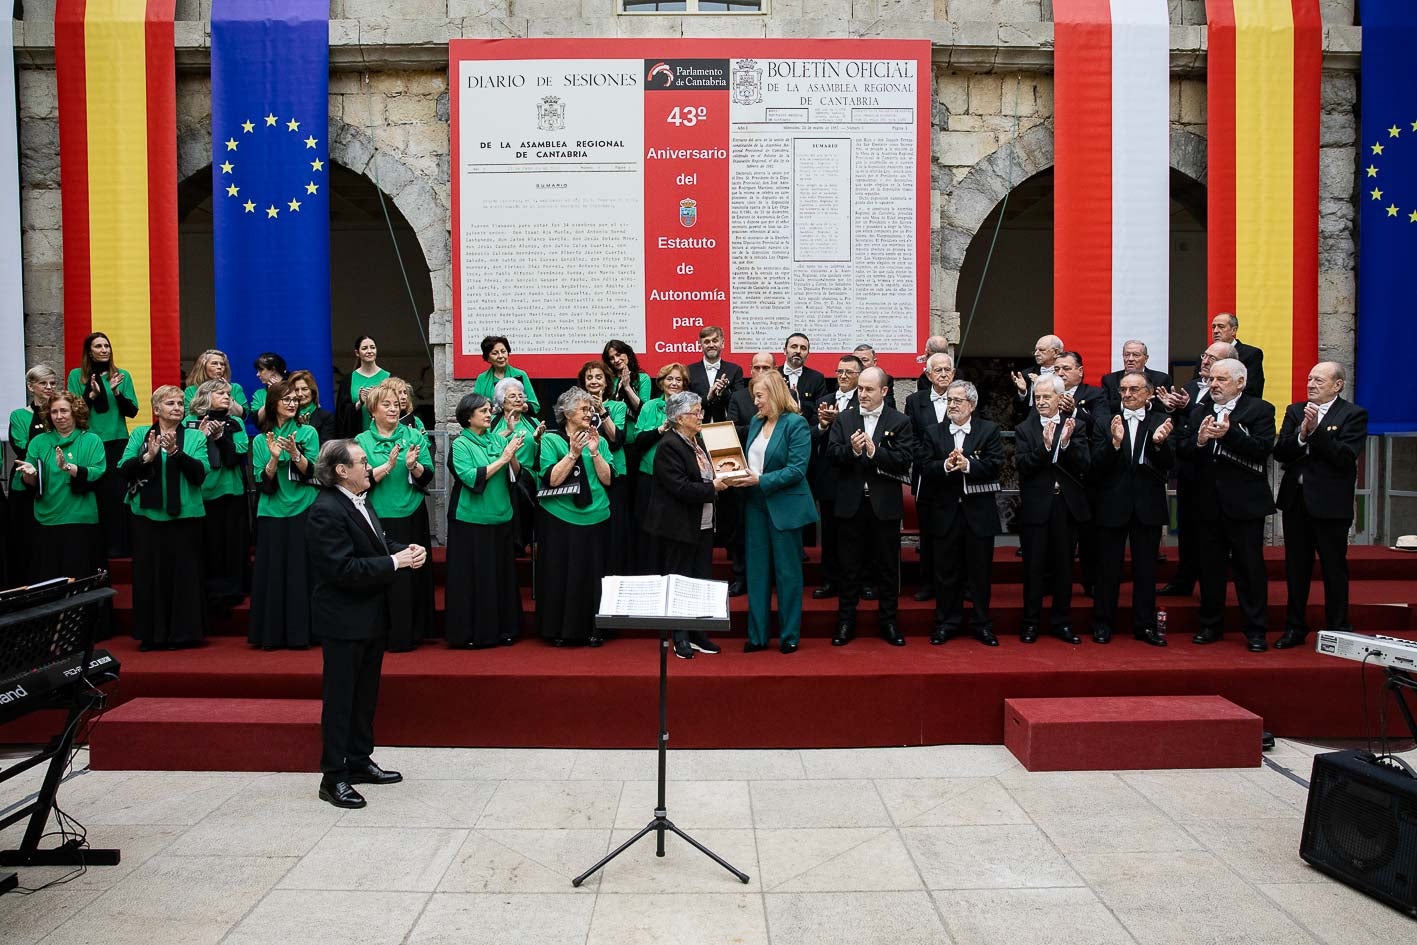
[183,349,247,418]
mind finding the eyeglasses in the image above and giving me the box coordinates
[945,397,969,405]
[928,367,953,375]
[279,397,301,405]
[34,380,60,388]
[836,369,860,376]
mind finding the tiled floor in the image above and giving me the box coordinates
[0,740,1413,944]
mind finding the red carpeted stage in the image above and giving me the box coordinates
[5,547,1417,754]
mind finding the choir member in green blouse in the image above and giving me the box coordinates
[577,359,631,574]
[189,379,251,611]
[394,377,427,432]
[631,362,690,572]
[249,379,319,649]
[118,386,211,649]
[15,391,107,585]
[536,387,613,647]
[491,376,544,555]
[68,331,138,557]
[335,334,390,437]
[289,370,336,446]
[446,392,525,648]
[355,379,434,651]
[6,364,61,580]
[247,351,287,430]
[183,349,247,419]
[474,335,541,416]
[603,339,652,422]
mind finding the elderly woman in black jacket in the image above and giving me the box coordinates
[643,390,729,659]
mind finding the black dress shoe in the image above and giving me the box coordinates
[976,629,999,647]
[779,640,799,654]
[930,626,950,645]
[318,780,367,809]
[587,634,604,648]
[1080,584,1094,599]
[1192,629,1223,645]
[727,580,747,598]
[673,640,695,659]
[1054,625,1081,645]
[1247,637,1269,653]
[811,583,838,599]
[1273,630,1308,650]
[881,623,905,647]
[1157,582,1193,596]
[498,635,516,646]
[1133,628,1168,647]
[550,638,567,648]
[912,587,934,602]
[1020,625,1039,644]
[832,619,855,646]
[861,586,877,601]
[1092,629,1112,645]
[347,762,403,785]
[743,641,769,653]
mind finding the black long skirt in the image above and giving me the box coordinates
[511,475,537,556]
[30,522,107,585]
[130,516,207,646]
[97,439,133,558]
[633,471,660,574]
[605,477,633,577]
[445,518,521,648]
[535,510,607,643]
[382,505,435,651]
[202,494,250,609]
[249,511,311,648]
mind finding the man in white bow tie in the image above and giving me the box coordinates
[1011,333,1064,421]
[905,351,957,601]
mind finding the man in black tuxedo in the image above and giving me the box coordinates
[809,355,862,598]
[687,325,744,423]
[914,335,952,389]
[916,380,1004,646]
[1055,350,1108,596]
[1101,340,1173,414]
[724,352,780,595]
[1179,357,1275,651]
[904,351,956,601]
[1157,341,1236,597]
[852,344,896,409]
[1211,312,1265,398]
[1089,373,1175,646]
[1011,333,1065,422]
[826,367,915,646]
[1015,375,1091,644]
[308,439,427,809]
[1272,362,1368,648]
[779,332,825,427]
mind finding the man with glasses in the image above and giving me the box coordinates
[905,351,956,601]
[809,355,863,599]
[1211,312,1265,398]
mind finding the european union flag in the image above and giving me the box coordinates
[211,0,331,409]
[1357,1,1417,432]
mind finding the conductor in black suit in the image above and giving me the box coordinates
[904,351,956,601]
[1089,373,1175,646]
[1211,312,1265,398]
[309,438,427,809]
[1100,340,1173,414]
[1015,375,1091,644]
[1272,362,1368,648]
[1178,358,1275,651]
[687,325,744,424]
[826,367,915,646]
[916,380,1004,646]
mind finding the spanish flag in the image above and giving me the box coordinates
[1206,0,1321,413]
[55,0,179,427]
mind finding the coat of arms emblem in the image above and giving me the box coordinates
[536,96,566,132]
[733,59,763,106]
[680,198,697,228]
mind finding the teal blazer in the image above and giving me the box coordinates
[746,411,818,531]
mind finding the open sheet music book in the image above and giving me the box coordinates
[599,574,730,620]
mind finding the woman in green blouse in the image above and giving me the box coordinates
[183,349,247,420]
[118,386,211,650]
[247,351,287,430]
[15,391,107,585]
[491,376,543,556]
[189,379,250,612]
[355,379,434,651]
[334,334,390,437]
[602,340,652,422]
[7,364,61,580]
[68,331,138,557]
[248,379,319,649]
[631,362,690,573]
[576,360,630,575]
[446,392,524,649]
[536,387,613,647]
[289,370,336,446]
[474,335,540,417]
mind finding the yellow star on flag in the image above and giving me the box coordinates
[311,158,324,171]
[1389,124,1402,138]
[265,113,278,126]
[243,200,256,213]
[241,120,255,133]
[266,205,279,219]
[1410,210,1417,223]
[225,138,238,151]
[226,184,239,197]
[1371,187,1384,201]
[1411,120,1417,132]
[305,181,319,194]
[287,198,302,212]
[304,135,318,149]
[1373,142,1385,155]
[286,118,300,132]
[219,161,234,174]
[1388,204,1400,217]
[1367,165,1379,178]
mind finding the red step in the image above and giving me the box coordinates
[88,697,321,772]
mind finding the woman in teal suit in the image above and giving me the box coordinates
[732,370,817,654]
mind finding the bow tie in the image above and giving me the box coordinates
[931,391,948,403]
[950,423,970,436]
[1123,409,1146,422]
[349,492,367,510]
[860,408,883,419]
[783,367,802,377]
[1214,400,1236,416]
[1040,416,1061,426]
[1039,366,1056,375]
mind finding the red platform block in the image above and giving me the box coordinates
[89,697,321,772]
[1003,695,1263,772]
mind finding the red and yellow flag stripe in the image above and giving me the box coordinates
[56,0,178,428]
[1206,0,1321,414]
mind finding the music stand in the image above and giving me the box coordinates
[572,614,749,887]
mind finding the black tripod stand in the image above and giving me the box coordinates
[572,616,748,887]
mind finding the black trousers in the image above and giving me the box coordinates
[819,498,840,584]
[1076,517,1099,590]
[1172,478,1200,590]
[1092,521,1163,635]
[838,502,901,622]
[661,531,714,647]
[720,488,747,581]
[916,509,936,592]
[1282,506,1351,634]
[320,635,386,779]
[933,514,994,633]
[1197,516,1268,638]
[1020,495,1078,626]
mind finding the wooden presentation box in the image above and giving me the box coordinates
[700,422,748,480]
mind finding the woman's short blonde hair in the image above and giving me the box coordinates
[190,378,232,418]
[185,349,230,389]
[656,362,689,393]
[749,371,800,420]
[364,379,405,417]
[151,384,185,414]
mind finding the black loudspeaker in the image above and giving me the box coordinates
[1300,749,1417,917]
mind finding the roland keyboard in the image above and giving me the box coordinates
[1315,631,1417,671]
[0,649,120,724]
